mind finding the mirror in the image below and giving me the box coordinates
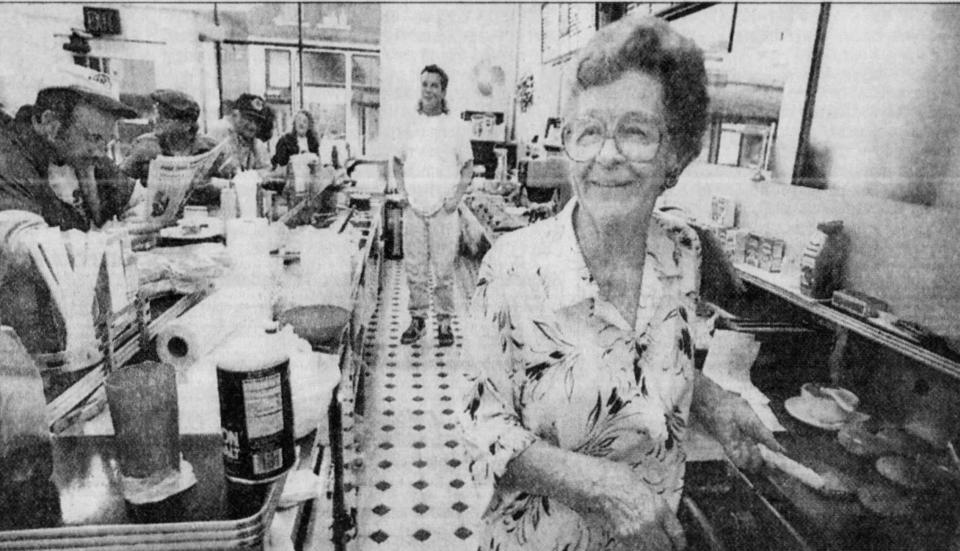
[666,4,822,188]
[803,4,960,209]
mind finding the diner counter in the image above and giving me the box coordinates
[19,194,384,550]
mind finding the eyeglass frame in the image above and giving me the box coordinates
[561,112,666,163]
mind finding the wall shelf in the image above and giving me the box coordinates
[734,262,960,381]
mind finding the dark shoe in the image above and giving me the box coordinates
[437,323,454,348]
[401,317,426,344]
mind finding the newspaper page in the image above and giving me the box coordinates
[146,140,227,226]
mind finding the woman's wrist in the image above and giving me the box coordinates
[501,440,624,510]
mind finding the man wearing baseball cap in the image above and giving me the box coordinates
[208,93,272,176]
[121,89,226,206]
[0,65,143,356]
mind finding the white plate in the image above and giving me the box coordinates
[784,396,868,431]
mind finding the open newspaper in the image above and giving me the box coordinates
[146,139,228,226]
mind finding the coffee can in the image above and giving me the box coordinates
[216,340,294,484]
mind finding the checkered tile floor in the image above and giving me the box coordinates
[346,260,486,551]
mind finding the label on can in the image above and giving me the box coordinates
[217,360,295,483]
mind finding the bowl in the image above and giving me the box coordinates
[278,305,350,352]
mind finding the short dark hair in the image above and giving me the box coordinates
[421,64,449,91]
[419,64,450,114]
[569,15,709,167]
[33,88,83,126]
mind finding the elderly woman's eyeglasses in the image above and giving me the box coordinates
[562,114,663,163]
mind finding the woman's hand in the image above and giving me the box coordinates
[442,196,460,213]
[692,373,784,471]
[574,462,686,550]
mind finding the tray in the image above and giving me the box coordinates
[0,435,280,547]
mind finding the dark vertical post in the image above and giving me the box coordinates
[792,3,831,187]
[214,3,224,118]
[728,3,738,53]
[298,3,305,108]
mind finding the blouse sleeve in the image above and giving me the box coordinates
[459,246,538,507]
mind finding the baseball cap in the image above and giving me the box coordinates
[40,64,137,119]
[150,89,200,121]
[233,93,270,122]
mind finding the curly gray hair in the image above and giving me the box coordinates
[568,15,709,169]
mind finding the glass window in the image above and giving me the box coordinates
[351,55,379,88]
[266,49,291,89]
[668,4,820,184]
[303,51,346,86]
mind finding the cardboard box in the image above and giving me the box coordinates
[768,238,785,273]
[711,195,738,228]
[744,233,763,268]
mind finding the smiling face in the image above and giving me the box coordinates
[232,111,260,141]
[293,112,310,137]
[419,71,445,116]
[566,70,676,223]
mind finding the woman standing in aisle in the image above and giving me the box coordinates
[460,15,781,551]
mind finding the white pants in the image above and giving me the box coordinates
[403,208,459,320]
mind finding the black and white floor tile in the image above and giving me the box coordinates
[346,261,486,551]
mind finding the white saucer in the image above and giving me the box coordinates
[784,396,868,431]
[161,219,224,241]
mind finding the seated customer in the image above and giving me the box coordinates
[121,89,224,206]
[208,93,273,177]
[0,65,146,354]
[271,110,320,169]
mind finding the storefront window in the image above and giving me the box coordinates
[352,55,379,89]
[303,51,346,87]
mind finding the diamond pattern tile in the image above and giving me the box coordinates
[352,261,483,551]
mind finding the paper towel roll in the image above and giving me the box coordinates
[156,287,269,370]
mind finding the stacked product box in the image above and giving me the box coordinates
[744,233,763,267]
[759,236,786,272]
[721,228,750,263]
[744,233,785,272]
[710,195,738,228]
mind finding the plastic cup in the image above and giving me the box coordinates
[104,361,180,479]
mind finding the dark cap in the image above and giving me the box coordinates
[150,89,200,121]
[233,93,270,122]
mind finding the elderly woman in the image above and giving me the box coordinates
[460,16,781,551]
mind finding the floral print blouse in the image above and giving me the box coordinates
[460,199,701,551]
